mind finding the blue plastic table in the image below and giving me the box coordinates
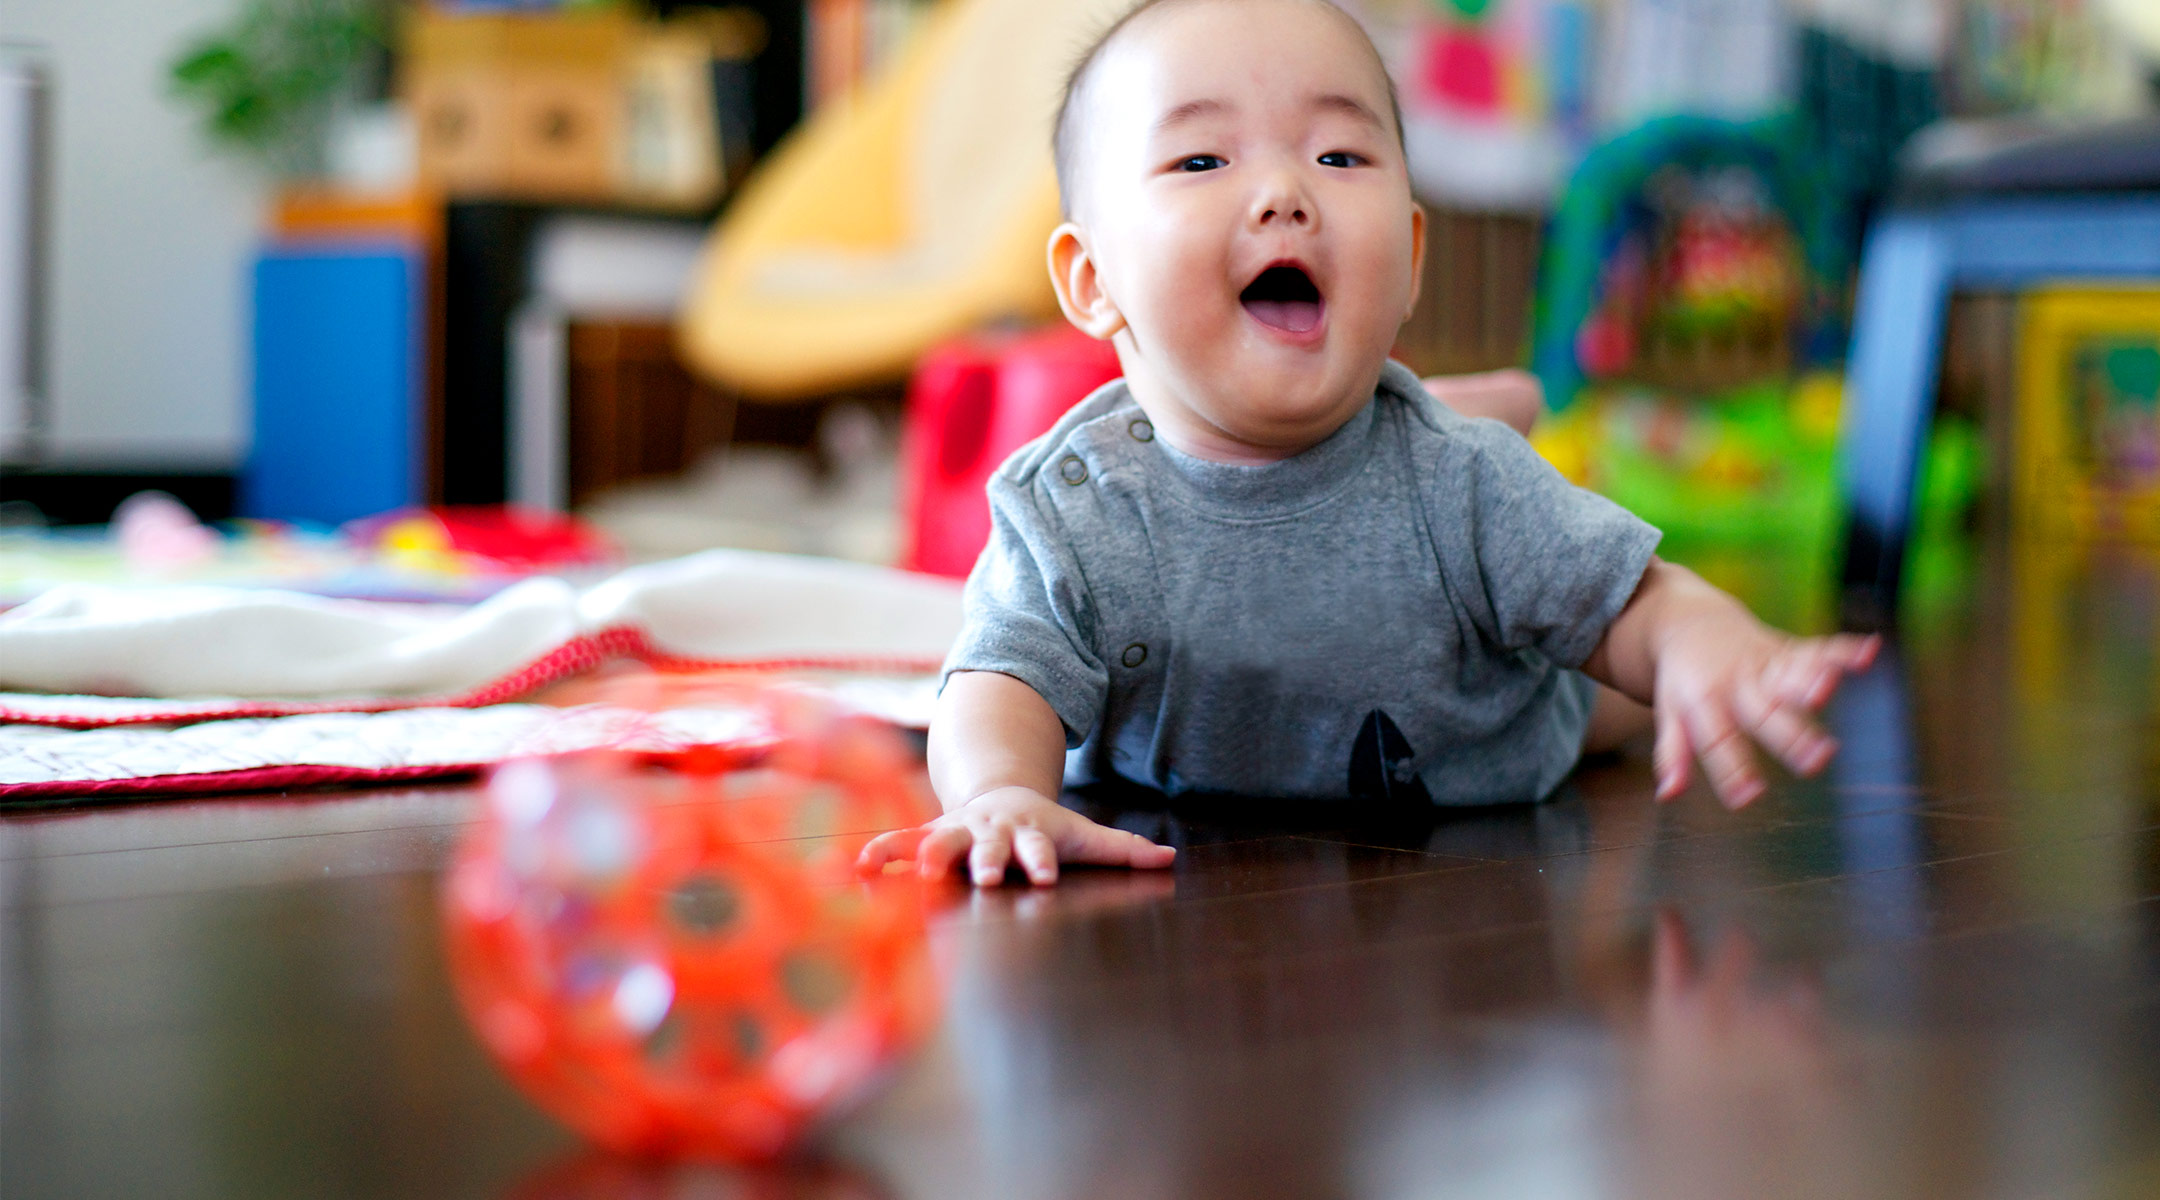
[1837,120,2160,624]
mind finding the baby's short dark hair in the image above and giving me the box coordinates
[1051,0,1407,219]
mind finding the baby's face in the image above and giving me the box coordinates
[1053,0,1423,462]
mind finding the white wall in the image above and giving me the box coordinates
[4,0,265,468]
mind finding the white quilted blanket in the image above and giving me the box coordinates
[0,548,961,797]
[0,547,962,703]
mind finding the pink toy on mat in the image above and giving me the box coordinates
[113,491,221,573]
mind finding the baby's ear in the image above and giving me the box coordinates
[1048,223,1126,340]
[1402,203,1427,323]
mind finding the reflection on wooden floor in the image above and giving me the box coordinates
[3,538,2156,1200]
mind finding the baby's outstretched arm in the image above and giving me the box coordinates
[855,671,1176,886]
[1581,559,1879,809]
[1422,368,1542,437]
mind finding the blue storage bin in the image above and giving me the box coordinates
[245,246,422,526]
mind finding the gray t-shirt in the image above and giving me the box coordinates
[944,359,1660,805]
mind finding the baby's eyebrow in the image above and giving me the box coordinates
[1152,97,1228,135]
[1308,92,1386,131]
[1149,93,1387,138]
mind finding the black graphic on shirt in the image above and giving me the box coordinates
[1348,709,1430,805]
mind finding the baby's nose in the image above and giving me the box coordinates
[1249,170,1317,230]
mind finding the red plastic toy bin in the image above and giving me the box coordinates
[900,325,1122,578]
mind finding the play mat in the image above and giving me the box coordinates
[0,537,961,801]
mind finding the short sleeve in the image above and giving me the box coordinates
[1454,422,1661,668]
[941,472,1110,746]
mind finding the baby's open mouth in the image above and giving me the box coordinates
[1240,264,1324,334]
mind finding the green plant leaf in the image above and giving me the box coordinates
[171,42,246,87]
[165,0,388,172]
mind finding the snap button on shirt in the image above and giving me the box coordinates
[1059,455,1088,485]
[1121,643,1148,668]
[1128,418,1154,443]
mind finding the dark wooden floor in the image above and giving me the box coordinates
[4,538,2157,1199]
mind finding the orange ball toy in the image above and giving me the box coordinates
[444,695,939,1162]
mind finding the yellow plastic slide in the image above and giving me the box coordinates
[678,0,1132,399]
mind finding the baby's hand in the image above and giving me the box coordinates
[856,786,1176,887]
[1651,622,1879,809]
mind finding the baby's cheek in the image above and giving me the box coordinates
[1141,281,1231,363]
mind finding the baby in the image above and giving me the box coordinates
[860,0,1876,887]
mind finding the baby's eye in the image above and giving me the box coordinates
[1318,151,1366,168]
[1173,154,1226,172]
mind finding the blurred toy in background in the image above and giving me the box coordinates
[1536,115,1840,404]
[1534,374,1843,545]
[900,324,1121,578]
[2015,289,2160,542]
[351,504,618,578]
[443,692,938,1162]
[111,491,224,576]
[2,496,620,607]
[1531,382,1982,636]
[1644,169,1801,352]
[1531,115,1979,630]
[2075,345,2160,493]
[1346,0,1595,209]
[1572,163,1805,387]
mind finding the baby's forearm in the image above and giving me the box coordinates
[926,671,1068,812]
[1582,558,1762,703]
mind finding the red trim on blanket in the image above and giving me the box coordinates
[0,627,644,728]
[0,761,491,799]
[0,627,946,730]
[637,650,947,675]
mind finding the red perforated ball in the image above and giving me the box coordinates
[444,694,939,1161]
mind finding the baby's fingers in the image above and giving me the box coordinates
[1012,826,1060,886]
[856,826,928,875]
[1767,641,1838,709]
[1734,681,1837,778]
[968,828,1015,888]
[1837,633,1882,672]
[1060,819,1177,870]
[1654,706,1693,801]
[1687,702,1763,810]
[916,823,976,880]
[1772,634,1880,710]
